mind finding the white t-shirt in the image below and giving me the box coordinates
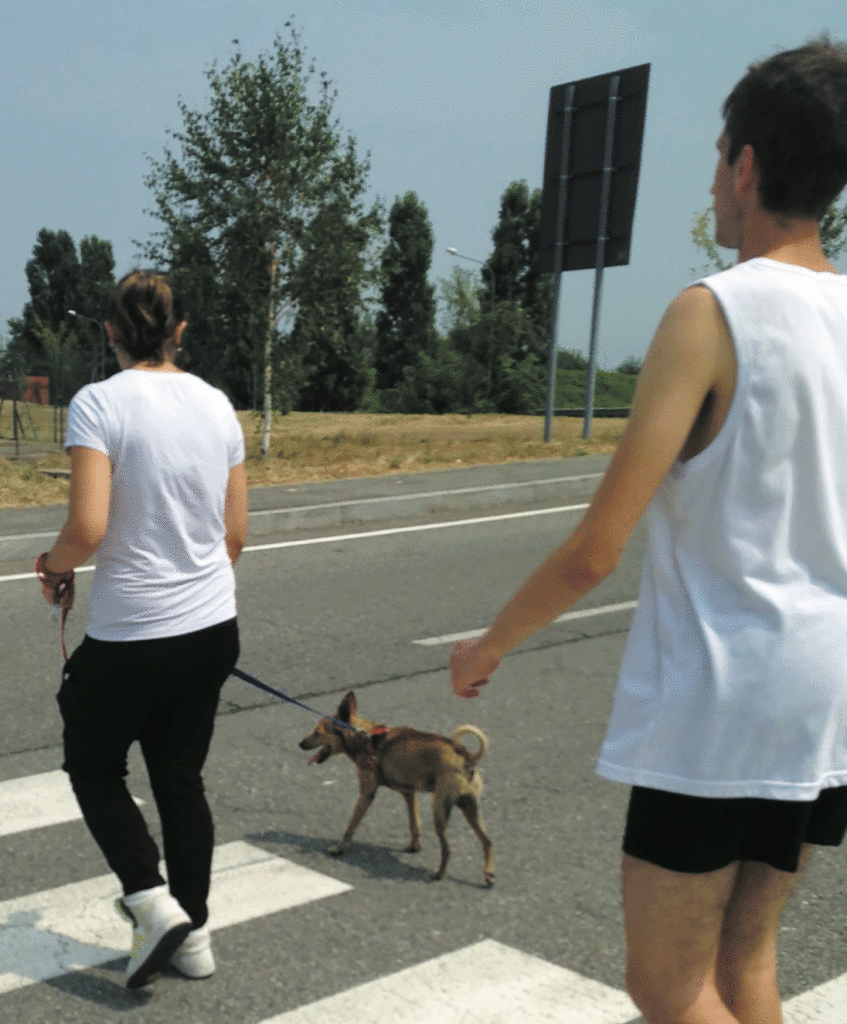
[64,369,245,641]
[597,258,847,801]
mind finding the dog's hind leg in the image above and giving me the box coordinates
[456,793,495,887]
[428,787,454,881]
[401,792,422,852]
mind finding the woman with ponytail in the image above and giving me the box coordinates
[38,270,248,989]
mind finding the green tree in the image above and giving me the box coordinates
[691,201,847,273]
[615,355,643,375]
[6,228,115,400]
[690,208,733,274]
[557,348,588,371]
[486,180,551,335]
[143,27,379,451]
[373,192,437,395]
[438,266,481,335]
[288,188,384,411]
[820,203,847,262]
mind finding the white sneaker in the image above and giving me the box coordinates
[118,885,192,989]
[170,925,215,978]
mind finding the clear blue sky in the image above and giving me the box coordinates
[3,1,845,370]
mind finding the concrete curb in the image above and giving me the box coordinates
[0,456,610,562]
[245,471,605,537]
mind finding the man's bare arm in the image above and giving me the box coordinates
[451,285,736,695]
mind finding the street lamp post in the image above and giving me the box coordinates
[446,247,501,389]
[67,309,107,382]
[445,247,497,302]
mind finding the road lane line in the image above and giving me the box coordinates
[0,503,591,584]
[242,504,590,554]
[0,770,143,837]
[258,938,639,1024]
[413,600,639,646]
[1,565,94,584]
[0,840,350,994]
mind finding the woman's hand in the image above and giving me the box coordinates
[35,553,75,609]
[450,637,501,699]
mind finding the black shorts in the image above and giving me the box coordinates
[623,785,847,874]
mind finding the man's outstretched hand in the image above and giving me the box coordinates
[450,637,500,698]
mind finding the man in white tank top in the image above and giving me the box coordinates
[449,37,847,1024]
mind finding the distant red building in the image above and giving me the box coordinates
[23,376,50,404]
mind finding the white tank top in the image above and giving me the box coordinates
[597,258,847,800]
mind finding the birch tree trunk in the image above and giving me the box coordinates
[260,252,278,458]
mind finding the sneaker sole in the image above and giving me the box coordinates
[126,922,193,989]
[171,962,215,980]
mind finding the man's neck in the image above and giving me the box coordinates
[738,212,838,272]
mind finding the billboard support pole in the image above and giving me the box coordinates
[583,74,620,441]
[543,84,576,444]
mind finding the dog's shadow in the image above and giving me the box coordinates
[246,830,487,888]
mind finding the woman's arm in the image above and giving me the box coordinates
[45,446,111,573]
[224,462,248,565]
[39,446,110,603]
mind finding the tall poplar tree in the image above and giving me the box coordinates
[143,27,379,451]
[373,192,437,394]
[485,180,550,334]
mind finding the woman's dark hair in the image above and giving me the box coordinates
[722,36,847,219]
[108,270,185,364]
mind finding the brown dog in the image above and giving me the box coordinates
[298,691,494,886]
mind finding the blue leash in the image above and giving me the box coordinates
[230,666,360,733]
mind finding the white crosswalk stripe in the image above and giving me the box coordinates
[257,939,640,1024]
[0,770,143,836]
[0,840,350,995]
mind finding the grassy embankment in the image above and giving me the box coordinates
[0,376,635,509]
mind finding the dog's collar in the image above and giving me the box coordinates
[370,725,388,737]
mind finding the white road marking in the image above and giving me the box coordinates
[0,770,143,837]
[2,566,94,583]
[0,840,350,994]
[242,504,590,554]
[784,972,847,1022]
[258,938,639,1024]
[0,503,591,583]
[414,601,639,646]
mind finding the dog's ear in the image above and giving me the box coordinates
[338,691,357,722]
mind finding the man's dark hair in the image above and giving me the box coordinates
[722,36,847,219]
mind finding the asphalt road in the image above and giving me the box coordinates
[1,457,846,1024]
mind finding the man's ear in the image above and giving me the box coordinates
[734,143,759,198]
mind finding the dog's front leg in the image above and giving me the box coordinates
[328,778,378,856]
[401,792,422,853]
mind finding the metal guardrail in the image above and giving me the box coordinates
[538,407,631,418]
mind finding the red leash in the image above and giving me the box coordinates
[35,553,75,661]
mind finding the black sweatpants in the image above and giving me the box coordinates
[57,618,239,928]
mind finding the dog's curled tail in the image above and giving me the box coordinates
[453,725,488,766]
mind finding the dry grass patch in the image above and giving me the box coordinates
[0,406,626,508]
[0,457,71,508]
[240,411,624,486]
